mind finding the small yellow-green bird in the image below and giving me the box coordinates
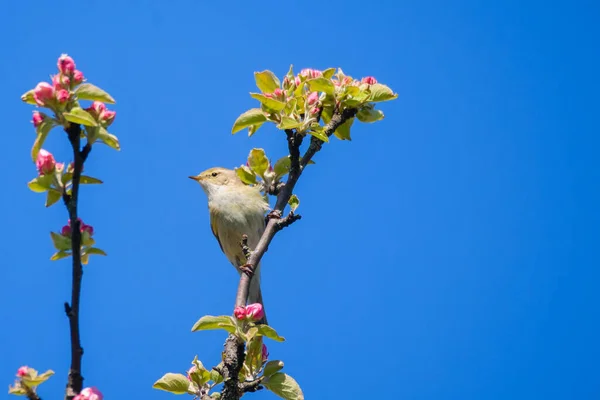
[189,167,270,311]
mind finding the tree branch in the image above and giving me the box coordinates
[223,108,357,400]
[63,123,91,400]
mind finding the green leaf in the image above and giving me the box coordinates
[45,190,62,207]
[235,166,258,185]
[273,156,314,178]
[191,315,236,333]
[250,93,286,111]
[97,127,121,150]
[254,70,281,93]
[31,118,56,162]
[248,122,265,137]
[307,128,329,143]
[8,384,27,395]
[51,250,71,261]
[22,369,55,388]
[288,195,299,212]
[357,107,385,123]
[63,107,98,127]
[50,232,71,251]
[277,116,302,130]
[263,360,284,377]
[264,373,304,400]
[307,77,335,96]
[190,356,211,386]
[21,89,37,105]
[320,105,334,124]
[248,148,269,178]
[152,373,191,395]
[28,175,53,193]
[333,117,354,141]
[368,83,398,102]
[85,247,107,256]
[81,253,90,265]
[256,324,285,342]
[244,336,264,376]
[75,83,116,104]
[232,108,268,134]
[80,176,103,184]
[322,68,336,79]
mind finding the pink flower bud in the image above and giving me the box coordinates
[57,54,76,75]
[262,344,269,361]
[307,91,319,105]
[33,82,55,106]
[300,68,322,79]
[245,303,264,321]
[81,224,94,236]
[263,93,273,98]
[234,306,247,320]
[273,88,283,97]
[32,111,44,128]
[74,387,103,400]
[56,89,70,103]
[101,110,116,126]
[61,225,72,237]
[310,107,320,115]
[52,74,70,90]
[294,77,301,87]
[361,76,377,85]
[36,149,56,175]
[16,366,28,377]
[92,101,106,114]
[186,366,197,381]
[73,70,84,85]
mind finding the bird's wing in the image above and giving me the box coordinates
[209,215,225,253]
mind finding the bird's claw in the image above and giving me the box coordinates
[240,263,255,278]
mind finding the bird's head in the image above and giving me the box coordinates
[188,167,242,196]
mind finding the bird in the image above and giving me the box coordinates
[189,167,270,320]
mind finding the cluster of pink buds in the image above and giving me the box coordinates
[85,101,116,126]
[33,54,84,107]
[307,91,320,115]
[233,303,264,321]
[35,149,56,175]
[16,366,28,377]
[73,387,103,400]
[264,88,285,101]
[300,68,323,79]
[61,218,94,237]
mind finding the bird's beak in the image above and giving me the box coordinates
[188,175,201,182]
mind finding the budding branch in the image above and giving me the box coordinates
[62,123,91,400]
[221,107,357,400]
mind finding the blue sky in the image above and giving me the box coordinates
[2,0,599,399]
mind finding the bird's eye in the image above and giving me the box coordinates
[211,172,219,177]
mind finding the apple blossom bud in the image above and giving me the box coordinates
[361,76,377,85]
[73,70,84,85]
[186,366,197,381]
[57,54,76,75]
[52,74,70,90]
[300,68,322,79]
[92,101,106,114]
[61,225,72,237]
[262,344,269,361]
[56,89,70,103]
[310,107,320,115]
[273,88,283,97]
[245,303,264,321]
[307,91,319,105]
[263,93,273,98]
[294,77,301,87]
[32,111,44,128]
[36,149,56,175]
[33,82,55,106]
[81,224,94,236]
[16,366,28,377]
[234,306,247,320]
[74,387,103,400]
[101,110,116,126]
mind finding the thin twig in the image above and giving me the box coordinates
[239,377,264,393]
[63,123,91,400]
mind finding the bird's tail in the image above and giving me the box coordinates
[247,262,267,325]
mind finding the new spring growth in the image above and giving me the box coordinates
[233,303,265,322]
[73,387,103,400]
[36,149,56,175]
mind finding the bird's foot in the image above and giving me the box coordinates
[240,263,255,278]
